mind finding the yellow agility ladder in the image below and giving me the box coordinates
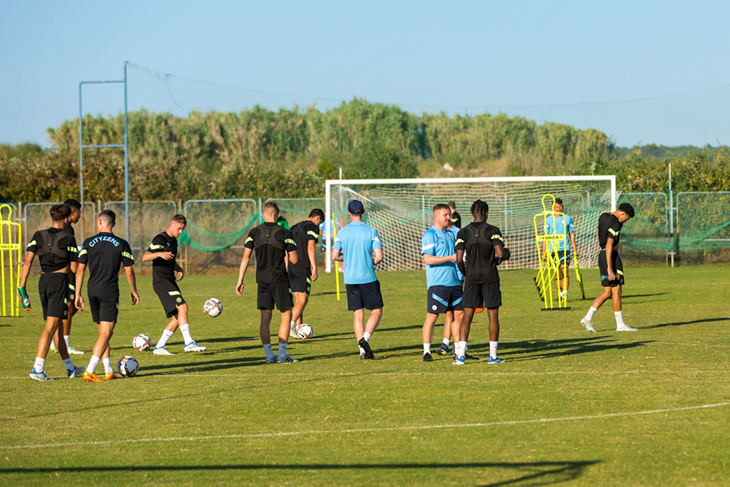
[0,205,22,317]
[533,194,570,311]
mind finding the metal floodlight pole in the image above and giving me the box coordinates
[124,62,129,241]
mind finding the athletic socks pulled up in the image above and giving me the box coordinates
[156,329,174,349]
[442,338,450,347]
[278,343,288,357]
[584,307,598,322]
[489,341,498,360]
[102,358,113,374]
[33,357,45,373]
[614,311,625,327]
[423,343,430,355]
[363,332,371,342]
[64,335,70,348]
[62,358,75,373]
[179,324,193,345]
[87,355,101,375]
[263,344,275,360]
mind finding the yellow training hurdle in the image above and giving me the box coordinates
[0,204,22,317]
[533,194,570,311]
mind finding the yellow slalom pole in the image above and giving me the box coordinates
[333,215,341,301]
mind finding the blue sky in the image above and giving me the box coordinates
[2,1,730,148]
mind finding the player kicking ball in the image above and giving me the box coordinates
[144,215,206,355]
[236,201,300,363]
[581,203,636,332]
[455,200,511,365]
[75,210,139,382]
[288,209,325,337]
[20,204,84,381]
[421,204,463,362]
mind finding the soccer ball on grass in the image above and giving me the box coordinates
[296,323,313,339]
[117,356,140,378]
[204,298,222,317]
[132,334,151,351]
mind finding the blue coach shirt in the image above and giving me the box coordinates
[333,221,382,285]
[546,214,574,251]
[422,227,461,288]
[446,224,464,281]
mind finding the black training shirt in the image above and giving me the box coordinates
[290,220,319,269]
[451,211,462,227]
[598,213,623,249]
[147,232,178,285]
[78,232,134,297]
[454,221,504,284]
[244,223,297,284]
[27,228,78,273]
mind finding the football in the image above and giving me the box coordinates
[132,333,151,351]
[204,298,222,317]
[296,323,313,339]
[117,356,140,378]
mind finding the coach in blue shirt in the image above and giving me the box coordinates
[332,200,383,360]
[543,198,577,300]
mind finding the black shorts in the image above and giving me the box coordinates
[346,281,384,311]
[257,282,293,310]
[288,266,312,294]
[557,250,572,267]
[598,250,624,287]
[67,272,76,302]
[39,273,69,320]
[88,295,119,323]
[427,285,463,314]
[463,282,501,309]
[154,280,187,318]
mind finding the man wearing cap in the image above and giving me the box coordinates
[331,200,384,360]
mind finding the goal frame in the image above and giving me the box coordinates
[324,175,616,273]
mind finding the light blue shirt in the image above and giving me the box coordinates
[333,221,382,285]
[422,227,461,288]
[545,214,574,251]
[446,225,464,281]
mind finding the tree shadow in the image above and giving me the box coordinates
[622,293,668,299]
[495,337,652,362]
[142,355,263,374]
[0,460,599,485]
[645,317,730,329]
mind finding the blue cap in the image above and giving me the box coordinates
[348,200,365,215]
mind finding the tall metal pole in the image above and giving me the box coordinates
[124,63,130,241]
[78,84,84,206]
[668,162,674,267]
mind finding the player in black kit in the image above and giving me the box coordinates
[75,210,139,382]
[20,204,84,381]
[454,200,511,365]
[143,214,206,355]
[288,208,324,337]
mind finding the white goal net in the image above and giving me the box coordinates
[325,176,616,273]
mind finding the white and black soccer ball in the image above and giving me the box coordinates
[117,356,140,378]
[204,298,222,318]
[132,334,151,351]
[296,323,313,339]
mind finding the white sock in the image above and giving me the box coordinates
[585,307,598,321]
[156,330,174,349]
[442,338,450,347]
[457,341,467,357]
[87,355,101,374]
[33,357,45,372]
[102,358,113,374]
[363,332,371,342]
[62,358,75,372]
[423,343,430,355]
[263,344,274,359]
[489,341,498,359]
[290,321,296,331]
[179,324,193,345]
[278,343,288,357]
[614,311,625,327]
[64,335,70,348]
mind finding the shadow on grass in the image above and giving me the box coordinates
[143,355,263,374]
[645,317,730,329]
[0,460,599,485]
[622,292,669,299]
[495,337,652,362]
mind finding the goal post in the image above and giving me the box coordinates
[325,176,616,273]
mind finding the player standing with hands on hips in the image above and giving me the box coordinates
[581,203,636,332]
[454,200,511,365]
[332,200,384,360]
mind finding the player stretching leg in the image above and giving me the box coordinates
[288,209,324,337]
[20,204,83,381]
[76,210,139,382]
[581,203,636,332]
[50,199,85,355]
[542,198,577,301]
[331,200,384,360]
[236,201,299,363]
[440,211,464,355]
[421,204,463,362]
[455,200,510,365]
[145,215,206,355]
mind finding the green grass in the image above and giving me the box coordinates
[1,266,729,486]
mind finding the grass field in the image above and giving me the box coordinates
[1,265,729,486]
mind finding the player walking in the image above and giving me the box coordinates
[20,204,84,381]
[439,210,464,355]
[75,210,139,382]
[236,201,300,363]
[448,201,462,228]
[331,200,384,360]
[421,204,463,362]
[144,215,206,355]
[581,203,636,332]
[288,209,325,337]
[454,200,511,365]
[543,198,577,300]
